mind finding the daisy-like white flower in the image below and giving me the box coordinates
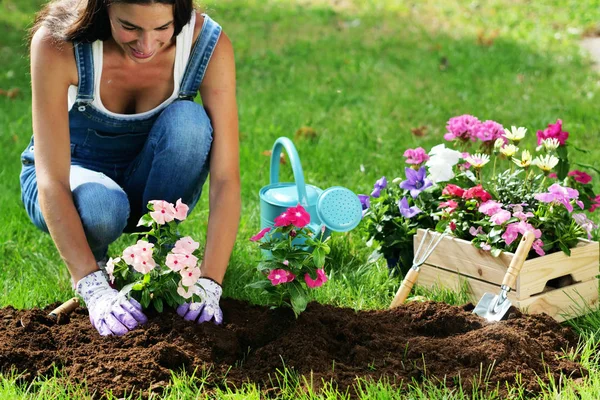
[493,138,504,151]
[503,126,527,143]
[512,150,532,168]
[532,154,559,172]
[499,144,518,157]
[464,153,490,169]
[540,138,560,151]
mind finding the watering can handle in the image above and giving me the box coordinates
[270,137,310,207]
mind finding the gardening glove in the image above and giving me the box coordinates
[76,270,148,336]
[176,278,223,325]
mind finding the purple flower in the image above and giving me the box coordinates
[534,183,579,212]
[398,197,421,218]
[399,167,432,198]
[371,187,382,198]
[444,114,481,142]
[370,176,387,198]
[358,194,370,210]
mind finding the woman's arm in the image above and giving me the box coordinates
[198,31,241,284]
[30,28,99,284]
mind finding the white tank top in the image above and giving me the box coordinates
[67,12,197,118]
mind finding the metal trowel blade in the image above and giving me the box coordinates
[472,292,512,322]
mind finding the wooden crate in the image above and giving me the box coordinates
[414,229,600,322]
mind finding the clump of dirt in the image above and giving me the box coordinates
[0,299,585,398]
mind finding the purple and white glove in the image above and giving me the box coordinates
[76,271,148,336]
[177,278,223,324]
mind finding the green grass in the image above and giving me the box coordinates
[1,0,600,397]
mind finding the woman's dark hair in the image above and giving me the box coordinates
[31,0,194,43]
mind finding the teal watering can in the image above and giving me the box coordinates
[259,137,362,238]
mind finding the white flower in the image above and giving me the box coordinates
[493,138,505,151]
[542,138,560,151]
[503,126,527,142]
[425,144,463,183]
[392,177,403,185]
[512,150,532,168]
[464,153,490,168]
[499,144,518,157]
[532,154,559,172]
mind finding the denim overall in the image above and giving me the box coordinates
[20,15,222,261]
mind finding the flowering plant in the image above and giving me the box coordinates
[104,199,206,312]
[248,204,331,316]
[360,116,599,274]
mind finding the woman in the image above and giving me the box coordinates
[21,0,240,336]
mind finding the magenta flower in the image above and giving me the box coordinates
[268,269,290,285]
[398,197,421,218]
[304,268,328,288]
[490,209,512,225]
[475,120,505,143]
[274,210,293,227]
[479,200,503,216]
[289,204,311,228]
[532,239,545,256]
[590,195,600,212]
[400,167,432,198]
[250,227,271,242]
[534,183,580,212]
[444,114,481,142]
[536,119,569,146]
[403,147,430,165]
[568,170,593,185]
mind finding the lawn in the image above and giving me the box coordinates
[1,0,600,398]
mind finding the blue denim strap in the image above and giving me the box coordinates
[178,14,222,100]
[73,41,94,103]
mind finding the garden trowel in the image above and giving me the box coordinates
[473,231,535,322]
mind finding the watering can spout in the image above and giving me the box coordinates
[259,137,362,237]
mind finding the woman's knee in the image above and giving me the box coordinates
[152,101,213,163]
[72,182,130,247]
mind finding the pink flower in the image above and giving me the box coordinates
[268,269,293,285]
[536,119,569,146]
[534,183,579,212]
[444,115,481,142]
[479,200,503,216]
[134,240,154,260]
[304,268,328,288]
[289,204,311,228]
[149,200,176,225]
[274,211,293,227]
[403,147,430,165]
[502,221,541,246]
[122,242,153,266]
[490,209,511,225]
[438,200,459,213]
[132,257,156,274]
[442,184,465,197]
[181,253,199,268]
[548,173,558,179]
[174,198,189,221]
[514,211,534,221]
[469,226,483,236]
[449,221,457,231]
[250,227,271,242]
[532,239,545,256]
[475,120,505,143]
[166,253,187,272]
[180,266,201,286]
[573,213,598,240]
[105,257,120,284]
[480,243,492,251]
[282,260,289,266]
[568,170,592,185]
[463,185,492,202]
[590,195,600,212]
[173,236,200,255]
[177,283,195,299]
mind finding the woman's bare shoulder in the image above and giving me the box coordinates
[30,26,77,86]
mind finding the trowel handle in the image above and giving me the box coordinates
[502,232,535,290]
[48,297,80,318]
[270,137,310,207]
[390,268,420,309]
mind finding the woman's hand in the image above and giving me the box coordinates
[76,271,148,336]
[177,278,223,324]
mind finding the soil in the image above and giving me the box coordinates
[0,299,586,398]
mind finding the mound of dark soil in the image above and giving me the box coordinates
[0,299,585,398]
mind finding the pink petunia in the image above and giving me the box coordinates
[274,211,293,227]
[304,268,328,288]
[479,200,503,216]
[149,200,177,225]
[268,269,293,285]
[250,227,271,242]
[442,184,465,197]
[534,183,580,212]
[403,147,430,165]
[502,221,541,246]
[568,170,593,185]
[174,198,189,221]
[180,266,201,287]
[490,209,512,225]
[536,119,569,146]
[289,204,311,228]
[173,236,200,255]
[532,239,545,256]
[438,200,459,214]
[166,253,187,272]
[463,185,492,202]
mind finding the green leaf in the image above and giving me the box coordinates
[289,282,308,317]
[132,282,145,291]
[556,146,569,180]
[573,162,600,175]
[558,242,571,256]
[490,248,502,257]
[137,214,154,228]
[143,273,151,284]
[141,289,151,309]
[246,280,272,290]
[313,247,325,269]
[152,297,164,313]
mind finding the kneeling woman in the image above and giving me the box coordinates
[21,0,240,335]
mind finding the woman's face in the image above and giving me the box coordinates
[107,3,175,63]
